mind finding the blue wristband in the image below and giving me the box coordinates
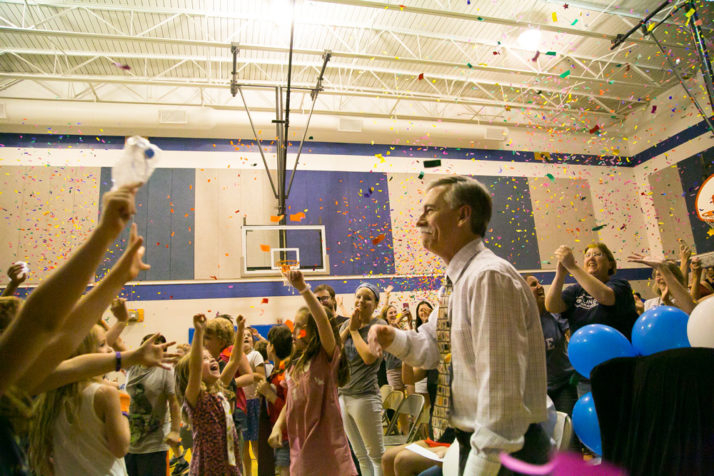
[115,351,122,372]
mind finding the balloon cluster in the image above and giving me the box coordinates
[569,299,714,455]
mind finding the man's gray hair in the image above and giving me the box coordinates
[427,176,492,237]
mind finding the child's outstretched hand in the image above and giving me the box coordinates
[114,223,151,282]
[7,263,27,285]
[268,425,283,448]
[99,182,142,237]
[131,333,177,369]
[193,313,207,332]
[283,269,306,291]
[236,314,246,339]
[110,297,129,323]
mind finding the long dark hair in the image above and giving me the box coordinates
[415,300,434,329]
[289,306,350,387]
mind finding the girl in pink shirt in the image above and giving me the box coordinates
[268,271,357,476]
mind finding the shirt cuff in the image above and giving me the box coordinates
[385,328,408,359]
[463,450,502,476]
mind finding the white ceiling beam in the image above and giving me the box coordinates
[0,72,622,119]
[1,45,652,104]
[310,0,686,48]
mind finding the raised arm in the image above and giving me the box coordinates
[628,253,696,314]
[27,333,175,395]
[1,263,27,297]
[185,314,207,408]
[221,314,246,387]
[545,261,568,314]
[690,258,705,301]
[105,297,130,352]
[556,245,615,305]
[0,184,142,396]
[285,270,336,356]
[348,310,379,365]
[678,239,691,286]
[15,223,150,394]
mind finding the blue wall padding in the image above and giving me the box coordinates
[678,146,714,254]
[479,175,541,269]
[97,167,195,281]
[285,170,395,276]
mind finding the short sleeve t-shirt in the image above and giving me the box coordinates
[339,317,386,396]
[126,366,175,454]
[561,278,638,339]
[243,350,265,400]
[539,312,574,391]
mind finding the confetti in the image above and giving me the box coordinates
[545,51,557,56]
[552,12,558,22]
[589,125,600,134]
[559,70,571,78]
[112,62,131,70]
[260,244,271,252]
[592,224,607,231]
[532,51,540,62]
[546,173,555,182]
[418,171,425,179]
[571,19,578,26]
[290,211,306,222]
[651,105,657,114]
[424,159,441,168]
[261,298,269,304]
[270,215,284,222]
[418,73,424,80]
[298,329,307,338]
[372,234,386,245]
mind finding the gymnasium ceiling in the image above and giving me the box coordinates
[0,0,712,135]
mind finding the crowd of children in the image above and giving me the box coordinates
[1,181,712,476]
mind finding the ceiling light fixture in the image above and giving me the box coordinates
[517,28,541,51]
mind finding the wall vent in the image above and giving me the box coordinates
[338,118,363,132]
[159,109,188,124]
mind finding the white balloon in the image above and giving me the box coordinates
[687,298,714,348]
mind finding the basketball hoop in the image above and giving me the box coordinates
[694,174,714,232]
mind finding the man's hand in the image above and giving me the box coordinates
[110,297,130,323]
[367,324,395,358]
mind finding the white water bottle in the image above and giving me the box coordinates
[111,136,161,189]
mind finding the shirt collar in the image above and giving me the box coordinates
[445,237,485,285]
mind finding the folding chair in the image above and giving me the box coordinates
[380,384,393,404]
[381,390,404,430]
[383,393,425,447]
[552,411,572,451]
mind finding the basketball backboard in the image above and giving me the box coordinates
[240,224,329,277]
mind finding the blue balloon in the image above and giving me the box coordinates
[572,392,602,456]
[632,305,690,356]
[569,324,637,378]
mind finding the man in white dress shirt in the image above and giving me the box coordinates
[369,176,549,475]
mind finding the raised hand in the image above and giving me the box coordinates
[627,252,666,269]
[349,308,361,332]
[283,269,306,291]
[7,263,27,285]
[236,314,246,339]
[193,313,207,332]
[113,223,151,283]
[678,239,692,262]
[99,182,142,238]
[554,245,576,270]
[110,297,129,323]
[131,333,177,369]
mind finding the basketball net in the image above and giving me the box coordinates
[276,259,300,286]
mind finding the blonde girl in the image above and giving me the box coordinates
[30,325,127,476]
[174,313,245,476]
